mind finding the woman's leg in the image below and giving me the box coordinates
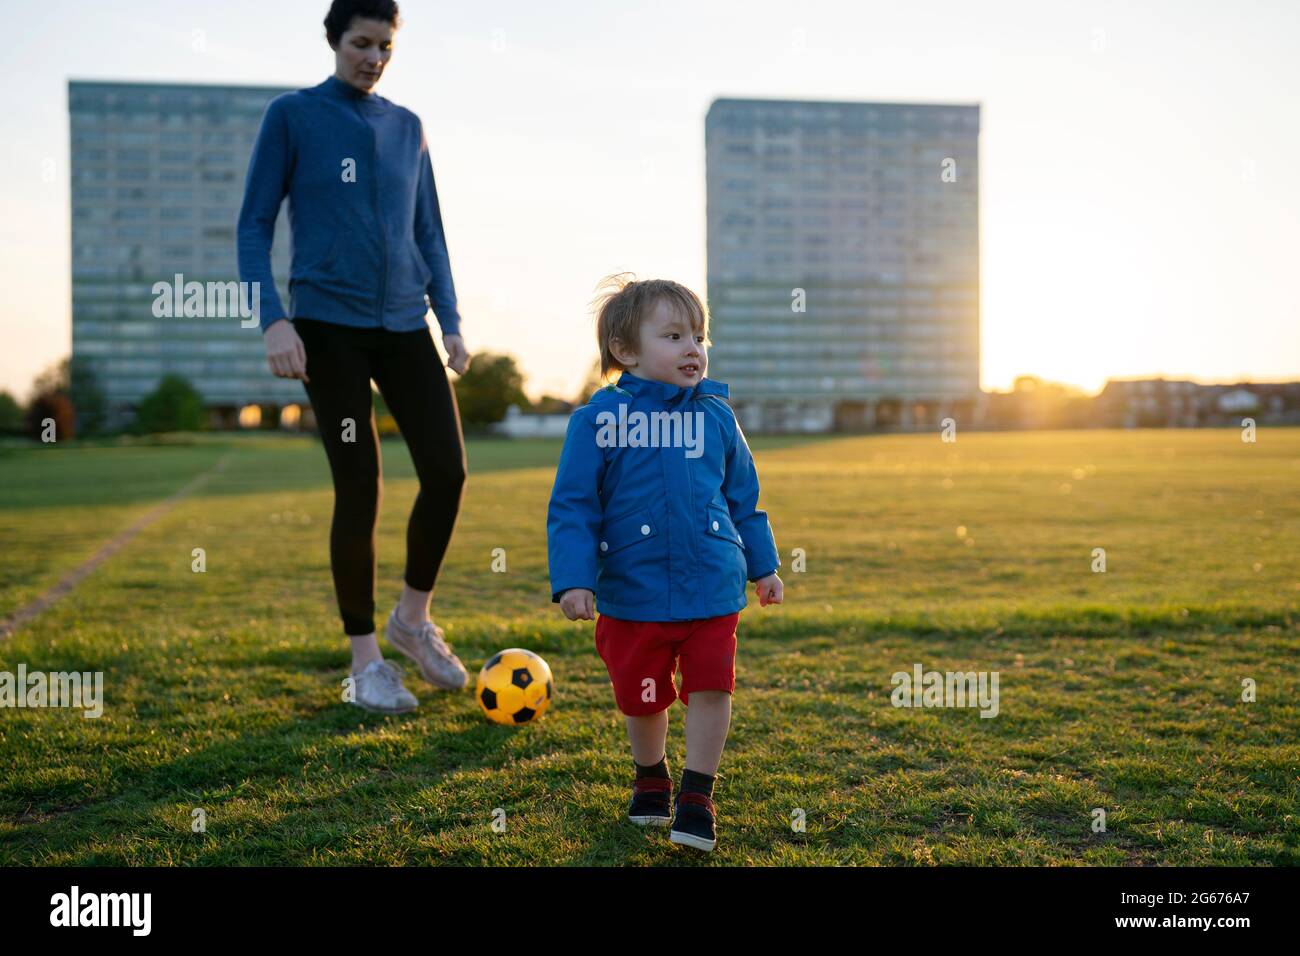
[295,320,384,657]
[371,327,467,625]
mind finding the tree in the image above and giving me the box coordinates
[25,358,77,441]
[529,394,573,414]
[573,358,607,406]
[134,375,206,433]
[1009,374,1089,429]
[0,391,22,433]
[451,353,529,426]
[31,357,70,396]
[69,357,108,436]
[26,391,75,441]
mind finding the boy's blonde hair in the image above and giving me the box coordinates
[591,273,712,380]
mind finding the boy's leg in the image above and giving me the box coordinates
[594,614,680,719]
[595,615,681,823]
[626,708,673,825]
[670,614,737,849]
[626,709,669,766]
[682,691,732,776]
[677,612,740,774]
[673,690,729,851]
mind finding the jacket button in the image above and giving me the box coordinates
[640,524,650,535]
[711,520,720,531]
[600,541,608,551]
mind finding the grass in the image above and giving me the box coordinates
[0,427,1296,865]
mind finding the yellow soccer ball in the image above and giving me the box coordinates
[476,648,554,725]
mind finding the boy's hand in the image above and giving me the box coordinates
[559,588,595,621]
[755,573,783,607]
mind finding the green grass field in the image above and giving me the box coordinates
[0,428,1296,865]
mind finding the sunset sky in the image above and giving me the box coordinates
[2,0,1297,402]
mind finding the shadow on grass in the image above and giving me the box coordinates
[0,619,664,866]
[0,673,524,864]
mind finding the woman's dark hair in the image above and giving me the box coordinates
[324,0,401,49]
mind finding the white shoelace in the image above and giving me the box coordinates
[373,660,404,691]
[417,622,454,659]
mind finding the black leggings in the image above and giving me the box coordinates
[294,318,466,636]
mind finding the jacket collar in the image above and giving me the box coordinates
[316,74,393,115]
[613,370,729,403]
[320,74,366,99]
[319,74,393,107]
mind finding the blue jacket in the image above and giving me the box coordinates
[236,74,461,336]
[547,370,781,621]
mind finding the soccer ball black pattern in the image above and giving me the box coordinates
[476,648,554,725]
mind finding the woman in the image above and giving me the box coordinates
[237,0,470,714]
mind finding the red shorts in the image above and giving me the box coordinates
[594,612,740,716]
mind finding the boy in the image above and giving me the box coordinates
[547,274,783,851]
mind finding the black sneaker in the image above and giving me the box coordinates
[670,792,717,851]
[628,776,673,826]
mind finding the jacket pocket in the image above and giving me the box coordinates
[294,233,342,280]
[386,239,432,311]
[409,240,433,286]
[705,502,744,550]
[599,507,658,556]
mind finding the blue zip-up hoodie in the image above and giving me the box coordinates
[547,370,781,621]
[236,74,461,336]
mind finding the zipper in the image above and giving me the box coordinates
[376,123,387,322]
[354,98,388,324]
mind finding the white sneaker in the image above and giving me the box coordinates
[386,607,468,690]
[351,659,418,714]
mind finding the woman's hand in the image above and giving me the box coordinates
[443,333,471,375]
[265,319,309,382]
[755,574,784,607]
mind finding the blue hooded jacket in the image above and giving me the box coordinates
[236,74,461,336]
[547,370,781,621]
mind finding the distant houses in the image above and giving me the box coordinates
[481,378,1300,437]
[489,403,572,438]
[1093,379,1300,429]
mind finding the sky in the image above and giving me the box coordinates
[2,0,1298,402]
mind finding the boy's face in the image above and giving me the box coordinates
[619,298,708,388]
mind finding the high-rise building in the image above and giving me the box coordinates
[705,98,981,432]
[68,80,299,425]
